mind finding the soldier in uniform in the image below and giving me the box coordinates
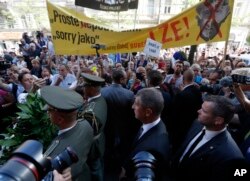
[77,73,107,181]
[40,86,94,181]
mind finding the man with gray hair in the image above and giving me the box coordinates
[120,88,170,180]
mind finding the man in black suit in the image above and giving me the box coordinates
[101,69,140,179]
[120,88,170,181]
[147,70,172,128]
[171,95,248,181]
[169,69,203,153]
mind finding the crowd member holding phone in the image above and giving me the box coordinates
[50,64,76,89]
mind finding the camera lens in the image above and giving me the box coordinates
[0,140,51,181]
[51,147,79,173]
[0,141,79,181]
[132,151,156,181]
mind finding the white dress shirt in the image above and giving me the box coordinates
[180,127,226,162]
[139,117,161,139]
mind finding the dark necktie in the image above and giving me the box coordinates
[182,129,206,162]
[135,127,144,141]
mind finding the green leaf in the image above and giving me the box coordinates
[16,112,31,119]
[17,104,32,114]
[39,101,45,110]
[0,133,10,139]
[0,139,19,147]
[0,92,56,162]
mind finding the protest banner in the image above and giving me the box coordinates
[47,0,234,55]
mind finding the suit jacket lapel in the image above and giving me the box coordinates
[132,121,161,148]
[172,121,203,162]
[44,123,79,156]
[189,130,227,159]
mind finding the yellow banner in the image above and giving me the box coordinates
[47,0,234,55]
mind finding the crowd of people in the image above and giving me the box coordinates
[0,31,250,181]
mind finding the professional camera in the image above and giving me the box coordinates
[91,44,106,50]
[0,140,78,181]
[200,83,222,95]
[132,151,156,181]
[231,68,250,85]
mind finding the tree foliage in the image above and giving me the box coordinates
[0,6,15,28]
[0,93,57,164]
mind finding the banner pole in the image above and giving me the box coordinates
[133,9,138,29]
[223,40,229,61]
[223,0,234,63]
[118,11,120,29]
[157,0,162,24]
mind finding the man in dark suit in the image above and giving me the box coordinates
[169,69,203,153]
[41,86,94,181]
[101,69,140,178]
[78,73,107,181]
[147,70,172,128]
[171,95,248,181]
[120,88,170,181]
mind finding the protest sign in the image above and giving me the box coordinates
[143,38,162,57]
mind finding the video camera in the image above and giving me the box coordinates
[0,140,78,181]
[91,44,106,58]
[91,44,106,50]
[200,83,222,95]
[136,72,144,81]
[231,68,250,85]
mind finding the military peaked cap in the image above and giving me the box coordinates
[80,73,105,87]
[40,86,83,112]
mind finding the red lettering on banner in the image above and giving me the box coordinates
[170,20,183,41]
[148,17,190,43]
[160,24,173,43]
[130,42,145,49]
[183,17,190,37]
[149,30,155,40]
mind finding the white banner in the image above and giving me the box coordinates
[143,38,162,57]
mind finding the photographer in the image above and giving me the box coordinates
[199,69,223,96]
[18,39,31,69]
[130,66,147,94]
[233,83,250,112]
[50,64,77,89]
[44,168,72,181]
[231,68,250,164]
[0,72,46,103]
[19,39,30,55]
[53,167,72,181]
[53,168,71,181]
